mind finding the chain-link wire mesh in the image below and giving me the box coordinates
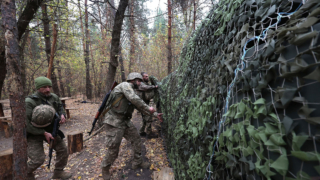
[155,0,320,179]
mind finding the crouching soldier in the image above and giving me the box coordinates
[135,72,158,137]
[101,72,163,180]
[26,76,72,180]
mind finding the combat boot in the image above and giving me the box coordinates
[102,166,111,180]
[132,161,150,169]
[26,172,35,180]
[51,170,72,179]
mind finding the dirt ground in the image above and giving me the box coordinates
[0,98,170,180]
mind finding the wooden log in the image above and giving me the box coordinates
[0,148,13,180]
[67,131,83,154]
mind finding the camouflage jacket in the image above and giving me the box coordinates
[103,82,158,129]
[135,81,156,102]
[25,92,66,135]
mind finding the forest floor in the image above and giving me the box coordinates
[0,97,171,180]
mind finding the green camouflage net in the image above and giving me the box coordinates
[156,0,320,179]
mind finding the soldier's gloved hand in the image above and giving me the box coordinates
[157,113,163,122]
[149,107,156,114]
[60,114,66,124]
[155,85,158,89]
[44,132,54,143]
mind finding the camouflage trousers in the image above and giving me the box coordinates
[139,113,153,134]
[101,124,142,168]
[27,134,68,173]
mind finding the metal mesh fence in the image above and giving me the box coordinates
[156,0,320,179]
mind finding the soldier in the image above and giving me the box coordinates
[101,72,163,180]
[135,72,158,137]
[25,76,71,180]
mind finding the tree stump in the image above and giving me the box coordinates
[0,148,13,180]
[153,167,174,180]
[67,131,83,154]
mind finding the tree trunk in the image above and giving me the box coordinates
[193,0,196,30]
[78,0,86,52]
[119,48,126,82]
[56,60,65,97]
[65,0,71,97]
[47,24,58,79]
[65,63,72,97]
[88,30,97,98]
[106,0,129,90]
[41,4,60,96]
[1,0,28,178]
[0,25,6,100]
[97,4,105,97]
[167,0,172,74]
[19,30,29,96]
[129,0,135,72]
[84,0,92,100]
[0,0,44,99]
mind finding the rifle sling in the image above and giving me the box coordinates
[100,95,124,117]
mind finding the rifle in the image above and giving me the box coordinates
[88,81,118,135]
[47,103,64,169]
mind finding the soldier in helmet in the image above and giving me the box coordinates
[25,76,72,180]
[101,72,163,180]
[135,72,158,137]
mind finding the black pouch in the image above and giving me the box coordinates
[58,130,65,139]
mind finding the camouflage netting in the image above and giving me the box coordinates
[155,0,320,179]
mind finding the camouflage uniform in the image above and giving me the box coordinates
[25,92,68,173]
[135,81,156,134]
[102,82,158,168]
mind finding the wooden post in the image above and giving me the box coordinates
[0,148,13,180]
[67,131,83,154]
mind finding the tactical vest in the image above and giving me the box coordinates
[109,93,135,118]
[144,90,155,101]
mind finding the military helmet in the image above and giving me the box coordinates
[31,105,55,127]
[127,72,143,81]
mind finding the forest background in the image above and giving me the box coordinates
[0,0,215,100]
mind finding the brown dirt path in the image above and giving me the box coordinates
[0,98,170,180]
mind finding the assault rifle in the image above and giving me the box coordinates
[88,81,118,135]
[47,103,64,169]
